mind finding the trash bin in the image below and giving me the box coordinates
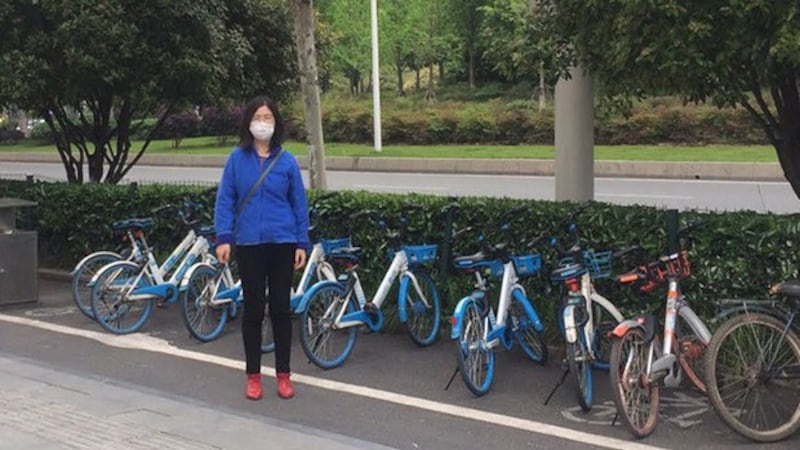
[0,198,38,306]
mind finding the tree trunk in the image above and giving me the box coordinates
[438,60,444,86]
[395,60,404,96]
[290,0,327,190]
[415,69,421,90]
[468,46,476,90]
[425,62,436,102]
[538,61,546,112]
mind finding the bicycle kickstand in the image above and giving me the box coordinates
[444,366,460,391]
[543,364,570,405]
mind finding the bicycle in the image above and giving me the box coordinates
[703,281,800,442]
[179,192,347,349]
[70,217,148,319]
[608,221,712,438]
[546,203,639,411]
[448,206,548,396]
[90,200,216,334]
[298,206,442,369]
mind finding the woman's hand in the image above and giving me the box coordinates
[294,248,307,270]
[216,243,231,264]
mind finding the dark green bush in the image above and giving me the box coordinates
[2,179,797,334]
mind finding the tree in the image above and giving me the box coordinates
[318,0,371,95]
[547,0,800,198]
[448,0,488,89]
[291,0,327,190]
[0,0,296,183]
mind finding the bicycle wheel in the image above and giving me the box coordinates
[181,264,228,342]
[300,283,358,369]
[261,301,274,353]
[508,296,548,364]
[675,312,707,393]
[610,328,660,438]
[567,337,593,412]
[705,313,800,442]
[400,269,441,347]
[456,298,494,396]
[72,253,122,319]
[91,261,154,335]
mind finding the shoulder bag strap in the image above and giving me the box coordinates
[236,149,284,216]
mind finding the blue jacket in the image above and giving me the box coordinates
[214,146,310,251]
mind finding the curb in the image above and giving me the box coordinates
[39,268,72,282]
[0,152,785,181]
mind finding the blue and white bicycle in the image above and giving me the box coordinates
[90,202,215,334]
[179,193,349,349]
[298,208,442,369]
[449,206,548,396]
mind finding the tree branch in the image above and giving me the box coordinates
[742,100,779,148]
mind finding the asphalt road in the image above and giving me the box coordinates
[2,162,798,214]
[1,277,798,449]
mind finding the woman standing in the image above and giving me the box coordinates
[214,95,309,400]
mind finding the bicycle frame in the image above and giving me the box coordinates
[291,242,337,311]
[564,272,625,355]
[485,261,542,348]
[614,278,712,387]
[320,249,431,331]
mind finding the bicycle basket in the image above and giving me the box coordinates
[583,250,612,279]
[403,244,438,266]
[320,237,352,254]
[511,254,542,278]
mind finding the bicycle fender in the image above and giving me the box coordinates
[610,318,645,339]
[72,251,122,275]
[398,273,413,323]
[179,263,215,292]
[511,288,544,332]
[294,280,343,313]
[562,305,578,344]
[87,259,132,285]
[450,296,475,340]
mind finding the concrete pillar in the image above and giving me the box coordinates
[554,66,594,201]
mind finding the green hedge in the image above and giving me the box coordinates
[2,180,798,338]
[282,97,766,146]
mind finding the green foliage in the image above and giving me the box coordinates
[2,180,798,334]
[0,0,296,183]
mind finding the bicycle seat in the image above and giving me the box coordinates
[453,251,491,268]
[329,247,362,264]
[550,263,587,282]
[112,218,154,232]
[197,225,215,237]
[771,279,800,299]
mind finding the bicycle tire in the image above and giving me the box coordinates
[456,298,494,396]
[567,338,593,412]
[509,296,548,364]
[72,252,122,319]
[91,261,154,335]
[705,313,800,442]
[181,264,228,342]
[400,269,441,347]
[610,327,660,438]
[300,283,358,369]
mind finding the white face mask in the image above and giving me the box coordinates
[249,121,274,141]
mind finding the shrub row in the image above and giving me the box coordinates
[284,101,766,146]
[1,180,797,337]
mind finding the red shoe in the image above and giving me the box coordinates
[276,372,295,399]
[245,373,263,400]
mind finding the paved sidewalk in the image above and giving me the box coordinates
[0,354,391,450]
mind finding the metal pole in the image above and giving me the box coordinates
[554,66,594,201]
[370,0,383,152]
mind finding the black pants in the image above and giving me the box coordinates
[236,243,296,374]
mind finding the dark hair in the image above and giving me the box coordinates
[238,95,285,152]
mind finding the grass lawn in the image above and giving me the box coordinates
[0,136,778,162]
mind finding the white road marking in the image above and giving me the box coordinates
[352,184,449,192]
[596,193,693,200]
[0,313,664,450]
